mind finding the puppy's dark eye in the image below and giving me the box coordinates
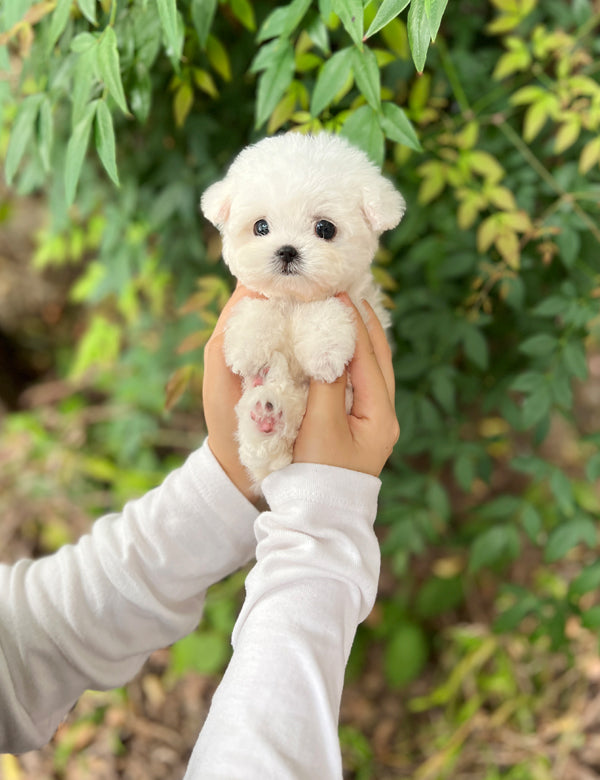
[315,219,336,240]
[253,219,270,236]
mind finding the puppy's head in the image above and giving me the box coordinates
[201,132,405,299]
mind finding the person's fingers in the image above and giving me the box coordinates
[361,300,395,404]
[293,373,349,464]
[343,301,392,423]
[303,372,348,428]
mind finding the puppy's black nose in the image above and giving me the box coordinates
[276,245,299,265]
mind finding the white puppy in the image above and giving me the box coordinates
[201,132,405,488]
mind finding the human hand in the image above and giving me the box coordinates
[293,296,399,477]
[202,283,263,505]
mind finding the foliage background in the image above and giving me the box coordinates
[2,0,600,777]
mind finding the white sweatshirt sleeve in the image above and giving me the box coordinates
[0,440,258,754]
[185,462,381,780]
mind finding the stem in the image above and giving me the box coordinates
[435,35,471,116]
[497,120,600,246]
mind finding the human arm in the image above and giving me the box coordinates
[185,298,399,779]
[0,441,258,753]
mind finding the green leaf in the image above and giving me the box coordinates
[585,452,600,482]
[38,96,54,173]
[380,101,422,151]
[520,503,541,543]
[65,100,98,206]
[469,525,520,574]
[533,296,567,317]
[510,371,546,393]
[230,0,256,31]
[364,0,410,39]
[494,589,539,633]
[384,621,428,688]
[416,576,463,619]
[310,46,354,116]
[170,630,230,676]
[130,62,153,123]
[156,0,182,60]
[331,0,364,47]
[461,324,488,370]
[250,38,282,74]
[518,333,557,357]
[351,45,381,111]
[569,561,600,598]
[424,0,448,41]
[521,383,551,428]
[191,0,218,47]
[478,495,521,520]
[69,310,121,377]
[95,100,120,187]
[549,469,574,515]
[454,452,475,491]
[255,41,295,128]
[545,516,597,563]
[97,28,129,115]
[430,366,454,412]
[407,0,431,72]
[5,93,44,184]
[556,225,581,269]
[77,0,97,24]
[582,606,600,630]
[47,0,72,52]
[70,32,98,53]
[562,340,588,380]
[72,46,97,125]
[550,370,572,408]
[258,0,312,43]
[426,479,450,521]
[341,105,385,166]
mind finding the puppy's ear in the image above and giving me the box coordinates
[200,179,232,229]
[361,177,406,234]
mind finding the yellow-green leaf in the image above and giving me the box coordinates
[554,116,581,154]
[502,210,532,232]
[267,91,297,134]
[523,100,550,142]
[417,160,446,204]
[193,68,218,98]
[454,121,479,150]
[176,329,213,354]
[496,229,520,268]
[487,185,517,211]
[372,265,398,291]
[579,136,600,174]
[468,150,504,183]
[206,35,232,81]
[165,365,195,411]
[230,0,256,31]
[174,82,194,126]
[477,215,500,253]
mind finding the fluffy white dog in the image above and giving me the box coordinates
[201,132,405,488]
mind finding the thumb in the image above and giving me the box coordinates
[303,372,348,427]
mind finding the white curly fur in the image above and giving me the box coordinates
[201,132,405,489]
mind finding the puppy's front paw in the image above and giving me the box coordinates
[292,298,357,382]
[223,298,281,377]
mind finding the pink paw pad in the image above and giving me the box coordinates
[251,367,270,388]
[250,400,282,434]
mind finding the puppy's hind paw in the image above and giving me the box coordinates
[250,399,282,434]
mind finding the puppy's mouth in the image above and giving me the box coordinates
[272,244,302,276]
